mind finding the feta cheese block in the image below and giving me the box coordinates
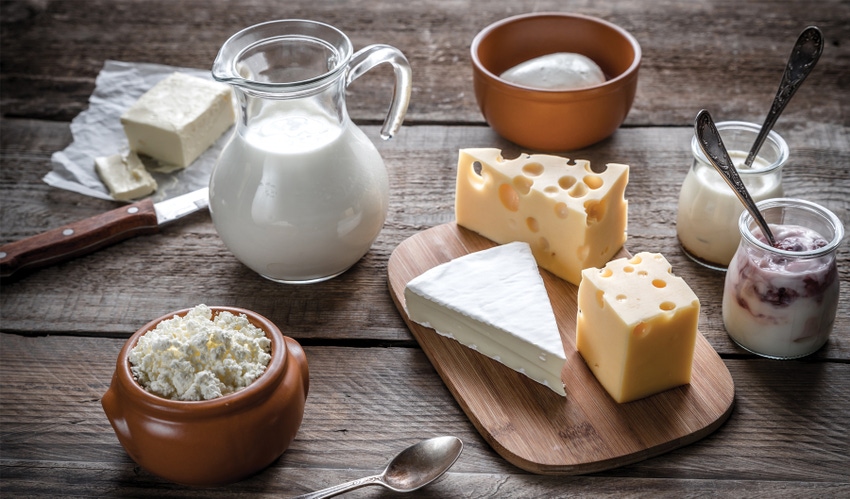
[455,148,628,286]
[94,151,157,200]
[404,241,567,396]
[576,252,700,403]
[121,72,234,168]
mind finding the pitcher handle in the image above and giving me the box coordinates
[346,44,412,140]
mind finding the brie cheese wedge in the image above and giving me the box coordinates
[404,241,567,396]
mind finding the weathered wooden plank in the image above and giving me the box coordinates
[1,333,848,486]
[1,0,848,126]
[1,463,848,498]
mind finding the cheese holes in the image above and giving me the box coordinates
[568,182,588,198]
[633,322,650,338]
[616,294,628,302]
[659,301,676,311]
[630,255,643,265]
[583,175,604,189]
[539,237,550,252]
[623,266,634,273]
[498,183,520,211]
[652,279,667,288]
[522,162,544,176]
[526,217,539,232]
[554,202,569,219]
[543,185,559,196]
[584,200,606,224]
[577,244,590,262]
[596,290,605,308]
[472,161,483,176]
[599,268,613,278]
[512,175,533,195]
[638,270,648,277]
[558,175,577,190]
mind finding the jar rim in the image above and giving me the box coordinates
[212,19,353,97]
[691,121,789,175]
[739,197,845,257]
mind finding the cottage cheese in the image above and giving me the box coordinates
[129,305,271,401]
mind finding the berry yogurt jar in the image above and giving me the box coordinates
[722,198,844,359]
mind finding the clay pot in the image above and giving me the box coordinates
[471,12,641,151]
[101,306,309,486]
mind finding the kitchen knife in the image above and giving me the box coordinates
[0,187,209,280]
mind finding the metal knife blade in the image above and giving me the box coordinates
[0,187,210,281]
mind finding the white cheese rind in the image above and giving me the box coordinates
[121,72,235,167]
[94,151,157,200]
[404,241,567,395]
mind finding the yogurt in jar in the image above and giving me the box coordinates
[676,121,787,270]
[722,199,844,359]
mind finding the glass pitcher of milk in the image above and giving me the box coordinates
[209,20,411,283]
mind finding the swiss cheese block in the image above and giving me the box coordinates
[455,148,628,285]
[576,252,699,403]
[94,151,157,201]
[121,72,234,168]
[404,241,567,396]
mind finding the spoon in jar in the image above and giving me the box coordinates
[695,109,777,247]
[292,436,463,499]
[743,26,823,167]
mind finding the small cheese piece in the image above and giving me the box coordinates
[455,148,628,285]
[121,72,234,168]
[405,241,567,396]
[95,151,157,200]
[576,252,699,403]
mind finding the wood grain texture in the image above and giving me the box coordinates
[1,0,849,495]
[387,223,734,474]
[0,333,847,497]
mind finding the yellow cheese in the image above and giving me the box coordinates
[455,148,628,285]
[576,252,699,403]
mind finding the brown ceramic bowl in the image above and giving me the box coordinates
[101,306,309,487]
[471,12,641,151]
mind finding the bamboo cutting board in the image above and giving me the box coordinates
[388,223,735,474]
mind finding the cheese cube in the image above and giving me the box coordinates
[95,151,157,201]
[455,148,628,285]
[576,252,699,403]
[121,72,234,168]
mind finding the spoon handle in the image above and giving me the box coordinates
[695,110,776,247]
[291,475,383,499]
[745,26,823,167]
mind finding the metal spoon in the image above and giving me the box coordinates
[695,109,776,247]
[292,436,463,499]
[744,26,823,167]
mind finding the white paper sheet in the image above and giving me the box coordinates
[44,60,233,203]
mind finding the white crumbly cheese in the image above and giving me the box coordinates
[121,72,234,168]
[404,241,567,396]
[129,304,271,401]
[94,151,157,200]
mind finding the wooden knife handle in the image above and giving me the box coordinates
[0,198,160,280]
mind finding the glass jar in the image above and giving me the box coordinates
[722,198,844,359]
[676,121,787,270]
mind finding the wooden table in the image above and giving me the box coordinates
[2,0,848,496]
